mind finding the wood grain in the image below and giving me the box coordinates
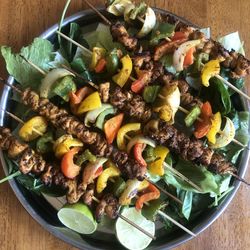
[0,0,249,249]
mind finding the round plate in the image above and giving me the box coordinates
[0,8,249,250]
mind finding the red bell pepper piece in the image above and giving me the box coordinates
[183,47,196,67]
[69,87,93,114]
[104,113,124,144]
[135,183,160,211]
[133,143,147,167]
[61,147,81,179]
[194,101,213,139]
[131,75,146,94]
[95,58,107,73]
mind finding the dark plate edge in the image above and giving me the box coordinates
[0,7,249,250]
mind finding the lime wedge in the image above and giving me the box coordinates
[58,203,97,234]
[116,207,155,250]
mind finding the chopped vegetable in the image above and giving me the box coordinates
[112,176,126,197]
[183,47,195,67]
[184,105,201,127]
[112,55,132,87]
[148,146,169,176]
[106,49,120,75]
[95,58,107,73]
[19,116,48,142]
[195,52,209,71]
[95,107,117,130]
[131,74,148,93]
[133,143,147,167]
[194,101,213,139]
[210,117,235,148]
[76,149,96,166]
[77,91,102,114]
[36,131,54,154]
[54,134,83,158]
[82,158,107,189]
[150,22,175,46]
[52,75,76,102]
[117,123,141,150]
[154,85,180,124]
[90,47,106,70]
[142,199,163,221]
[206,112,222,144]
[143,85,161,103]
[137,7,156,38]
[40,68,74,98]
[106,0,133,16]
[173,39,201,72]
[201,59,221,87]
[104,113,124,144]
[135,183,160,210]
[84,104,113,127]
[96,160,121,193]
[127,135,156,154]
[171,31,188,41]
[129,2,147,19]
[119,179,141,205]
[61,147,81,179]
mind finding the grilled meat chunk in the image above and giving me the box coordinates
[19,148,46,174]
[209,153,236,174]
[21,88,111,156]
[0,127,28,158]
[65,179,84,204]
[82,184,95,206]
[111,22,137,51]
[110,87,152,122]
[154,38,188,61]
[112,150,146,180]
[133,52,151,68]
[95,193,119,222]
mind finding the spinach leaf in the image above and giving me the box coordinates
[164,158,220,195]
[1,38,54,89]
[150,22,175,46]
[177,189,193,220]
[218,111,250,164]
[200,77,231,115]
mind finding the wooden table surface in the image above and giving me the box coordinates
[0,0,249,249]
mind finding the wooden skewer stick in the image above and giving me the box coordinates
[83,0,112,26]
[15,56,250,186]
[0,110,156,240]
[177,105,249,150]
[19,55,46,75]
[85,0,250,103]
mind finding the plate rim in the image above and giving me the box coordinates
[0,7,249,250]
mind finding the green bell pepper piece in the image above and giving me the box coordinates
[95,107,117,130]
[184,105,201,127]
[76,149,96,166]
[111,176,126,198]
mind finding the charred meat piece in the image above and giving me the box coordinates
[110,22,137,51]
[82,183,95,206]
[21,89,113,157]
[154,38,188,61]
[19,148,46,174]
[90,134,113,157]
[209,153,236,174]
[112,150,146,180]
[65,179,84,204]
[187,139,204,161]
[99,82,110,103]
[0,127,28,158]
[196,147,214,166]
[133,52,151,68]
[110,87,152,122]
[95,193,119,222]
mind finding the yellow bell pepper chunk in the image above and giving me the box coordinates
[117,123,141,150]
[77,91,102,114]
[137,179,149,192]
[112,54,132,87]
[53,134,83,158]
[201,59,221,87]
[96,161,121,193]
[206,112,222,144]
[90,47,106,70]
[19,116,47,142]
[148,146,169,176]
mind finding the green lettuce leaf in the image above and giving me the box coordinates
[1,38,54,89]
